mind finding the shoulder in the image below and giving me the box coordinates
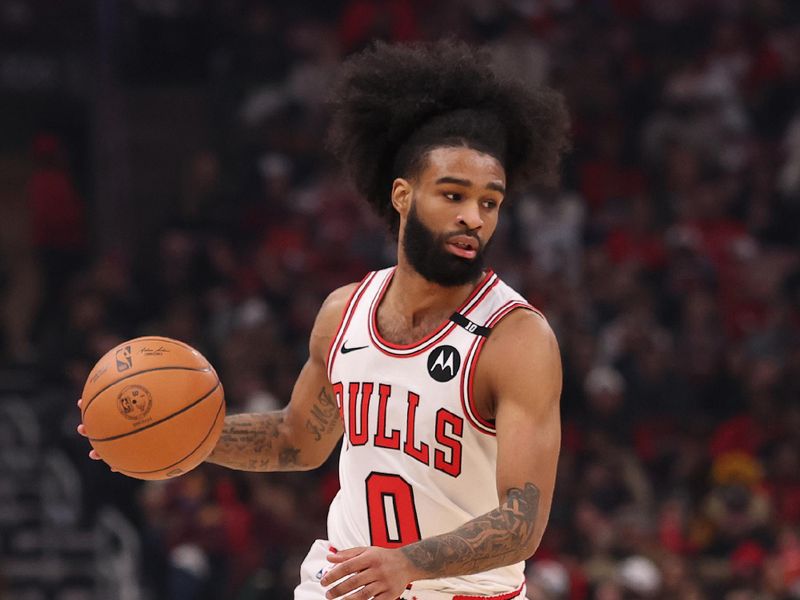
[314,282,361,336]
[309,282,362,359]
[320,282,361,321]
[486,308,557,353]
[481,308,561,396]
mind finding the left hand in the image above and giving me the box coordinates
[320,546,415,600]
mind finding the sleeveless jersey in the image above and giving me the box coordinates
[325,267,540,596]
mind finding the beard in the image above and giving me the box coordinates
[402,201,489,287]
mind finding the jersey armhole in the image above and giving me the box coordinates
[459,301,543,436]
[325,272,377,381]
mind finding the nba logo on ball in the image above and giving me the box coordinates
[117,385,153,421]
[82,336,225,480]
[115,345,133,371]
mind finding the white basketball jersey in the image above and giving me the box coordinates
[325,267,540,596]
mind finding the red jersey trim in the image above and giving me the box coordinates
[460,334,496,435]
[367,269,498,358]
[453,582,526,600]
[405,582,525,599]
[326,271,378,381]
[460,300,539,436]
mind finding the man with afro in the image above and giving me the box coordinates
[214,40,567,599]
[74,38,568,600]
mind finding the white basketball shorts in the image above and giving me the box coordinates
[294,539,527,600]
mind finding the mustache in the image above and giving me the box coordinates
[444,230,482,248]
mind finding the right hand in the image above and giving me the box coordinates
[76,398,104,462]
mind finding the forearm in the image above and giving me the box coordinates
[400,482,541,580]
[206,411,308,472]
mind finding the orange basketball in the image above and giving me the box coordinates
[80,336,225,480]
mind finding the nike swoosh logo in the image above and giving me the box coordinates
[341,342,368,354]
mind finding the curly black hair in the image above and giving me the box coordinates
[327,39,571,233]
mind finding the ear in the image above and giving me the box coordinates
[391,178,412,218]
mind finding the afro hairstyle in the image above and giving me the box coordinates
[327,39,571,233]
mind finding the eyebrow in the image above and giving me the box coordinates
[435,177,506,195]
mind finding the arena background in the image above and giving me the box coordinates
[1,1,799,599]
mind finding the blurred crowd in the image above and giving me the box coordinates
[2,1,800,599]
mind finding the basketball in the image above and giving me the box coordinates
[80,336,225,480]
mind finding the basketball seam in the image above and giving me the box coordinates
[88,379,221,442]
[82,366,212,415]
[114,397,225,474]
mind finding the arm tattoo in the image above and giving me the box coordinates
[207,412,302,472]
[401,482,541,578]
[206,388,339,472]
[279,446,301,467]
[305,386,340,442]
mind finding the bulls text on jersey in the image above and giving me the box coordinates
[332,381,464,478]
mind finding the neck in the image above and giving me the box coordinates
[388,255,484,321]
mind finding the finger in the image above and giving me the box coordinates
[77,398,82,409]
[327,547,366,563]
[342,583,380,600]
[77,423,87,437]
[325,572,368,599]
[321,554,370,587]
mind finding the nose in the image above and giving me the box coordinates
[457,203,483,231]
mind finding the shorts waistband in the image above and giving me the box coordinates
[400,582,525,600]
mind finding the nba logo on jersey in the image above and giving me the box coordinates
[427,346,461,382]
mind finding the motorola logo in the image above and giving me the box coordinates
[427,345,461,383]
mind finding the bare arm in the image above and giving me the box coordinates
[399,481,541,578]
[205,283,357,472]
[322,310,562,597]
[398,310,562,577]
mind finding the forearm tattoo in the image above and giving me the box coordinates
[207,386,339,472]
[401,482,541,578]
[305,386,340,441]
[207,412,301,471]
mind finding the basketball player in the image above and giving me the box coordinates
[81,41,569,599]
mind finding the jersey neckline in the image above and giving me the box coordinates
[367,267,497,356]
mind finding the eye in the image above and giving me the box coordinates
[482,199,499,209]
[444,192,462,202]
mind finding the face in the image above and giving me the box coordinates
[394,146,506,287]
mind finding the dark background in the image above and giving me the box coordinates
[0,1,799,599]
